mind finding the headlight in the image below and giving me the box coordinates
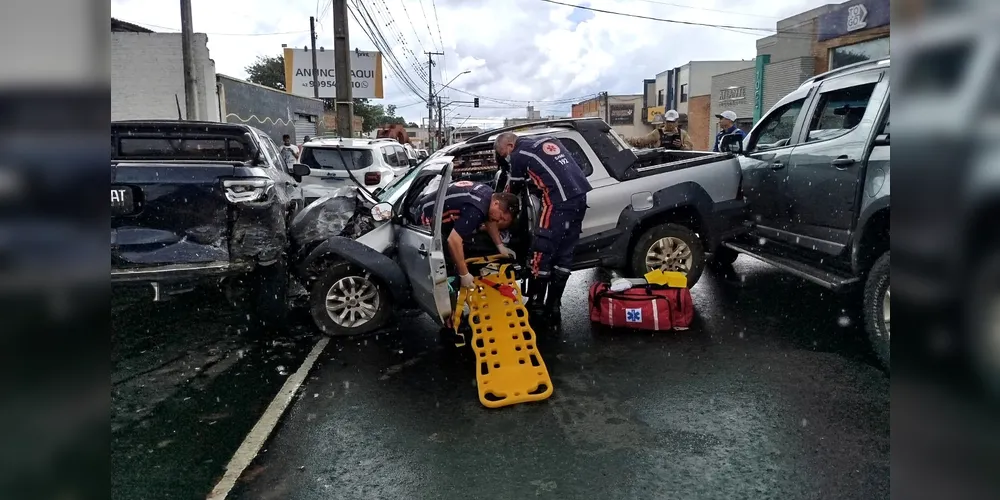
[222,178,273,203]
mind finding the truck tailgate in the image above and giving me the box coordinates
[112,162,235,268]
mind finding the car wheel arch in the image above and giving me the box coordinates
[298,236,412,305]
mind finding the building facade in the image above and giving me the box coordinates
[451,126,484,143]
[572,94,652,141]
[710,0,890,143]
[217,74,325,145]
[642,60,755,150]
[111,19,219,122]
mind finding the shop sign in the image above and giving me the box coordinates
[719,86,746,102]
[817,0,890,41]
[609,104,635,125]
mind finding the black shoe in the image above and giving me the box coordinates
[542,274,569,323]
[526,277,549,315]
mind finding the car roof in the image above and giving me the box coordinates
[799,57,889,88]
[302,137,399,149]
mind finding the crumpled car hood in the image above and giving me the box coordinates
[289,185,378,247]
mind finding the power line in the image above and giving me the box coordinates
[436,83,599,105]
[538,0,840,40]
[370,0,431,83]
[630,0,781,20]
[430,0,447,87]
[346,0,426,100]
[417,0,439,51]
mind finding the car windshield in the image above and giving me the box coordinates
[300,147,373,171]
[375,161,423,202]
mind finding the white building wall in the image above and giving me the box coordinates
[111,32,219,121]
[688,60,756,95]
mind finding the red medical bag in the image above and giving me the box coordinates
[588,282,694,331]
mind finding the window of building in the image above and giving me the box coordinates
[806,82,878,142]
[657,90,664,106]
[680,84,689,103]
[829,36,890,70]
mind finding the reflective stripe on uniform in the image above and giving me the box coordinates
[517,150,568,202]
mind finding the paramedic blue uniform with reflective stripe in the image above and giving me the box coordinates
[508,136,591,278]
[418,181,493,240]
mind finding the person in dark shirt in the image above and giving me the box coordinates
[416,181,520,289]
[713,110,746,152]
[495,131,591,320]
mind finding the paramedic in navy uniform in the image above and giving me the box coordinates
[494,132,591,321]
[416,180,520,289]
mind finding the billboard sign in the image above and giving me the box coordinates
[282,47,384,99]
[609,104,635,125]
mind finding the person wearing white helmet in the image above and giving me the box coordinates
[712,110,746,152]
[644,109,692,150]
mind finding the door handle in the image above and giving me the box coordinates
[417,245,430,256]
[831,157,856,168]
[769,161,785,171]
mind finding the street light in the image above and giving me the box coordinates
[435,70,471,98]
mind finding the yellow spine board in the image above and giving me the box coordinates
[459,264,553,408]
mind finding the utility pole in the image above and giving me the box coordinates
[332,0,353,137]
[438,97,447,146]
[309,16,319,99]
[180,0,197,120]
[425,51,443,150]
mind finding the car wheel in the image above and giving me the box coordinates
[969,252,1000,396]
[863,251,890,370]
[630,223,705,287]
[309,263,391,337]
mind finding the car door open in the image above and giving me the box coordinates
[394,159,455,324]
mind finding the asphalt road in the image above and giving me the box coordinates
[111,258,890,500]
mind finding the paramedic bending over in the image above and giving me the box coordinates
[495,132,592,321]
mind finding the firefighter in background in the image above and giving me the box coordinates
[643,110,693,150]
[494,132,591,321]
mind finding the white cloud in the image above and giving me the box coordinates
[110,0,834,127]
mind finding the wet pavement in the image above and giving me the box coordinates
[111,257,890,500]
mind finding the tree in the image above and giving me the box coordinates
[245,55,285,91]
[244,53,414,133]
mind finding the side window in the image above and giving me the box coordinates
[558,138,595,176]
[394,146,409,166]
[805,82,878,142]
[254,131,281,169]
[878,105,890,136]
[404,174,443,229]
[382,146,398,167]
[747,99,805,152]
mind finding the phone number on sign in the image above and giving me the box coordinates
[301,80,370,88]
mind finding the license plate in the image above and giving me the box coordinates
[111,186,135,216]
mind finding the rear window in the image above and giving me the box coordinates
[300,147,374,170]
[115,137,247,160]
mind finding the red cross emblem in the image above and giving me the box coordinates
[542,142,561,155]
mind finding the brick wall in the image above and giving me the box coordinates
[686,95,712,151]
[111,32,218,121]
[812,25,891,75]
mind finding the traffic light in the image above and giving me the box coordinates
[473,97,479,108]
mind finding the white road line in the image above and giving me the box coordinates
[206,337,330,500]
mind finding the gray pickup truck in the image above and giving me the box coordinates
[718,58,891,368]
[292,118,747,336]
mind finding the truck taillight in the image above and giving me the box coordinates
[364,172,381,186]
[222,178,273,203]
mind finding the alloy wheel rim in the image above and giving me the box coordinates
[325,274,380,328]
[645,237,694,274]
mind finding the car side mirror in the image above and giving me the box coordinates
[371,202,393,222]
[720,134,744,155]
[408,158,419,167]
[291,162,311,180]
[873,133,889,146]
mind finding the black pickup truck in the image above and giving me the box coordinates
[110,121,310,327]
[719,58,891,368]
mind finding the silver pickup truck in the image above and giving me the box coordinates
[289,118,748,336]
[436,118,747,286]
